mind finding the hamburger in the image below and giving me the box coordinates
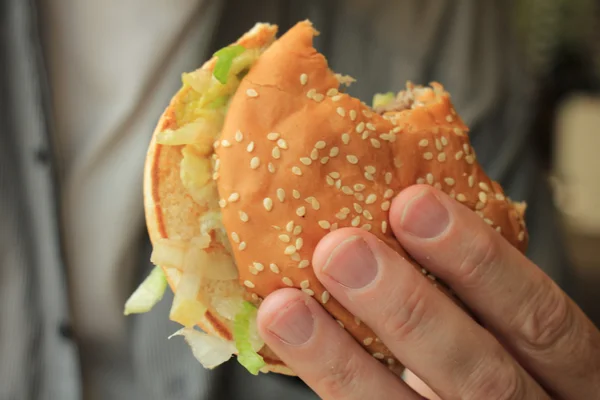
[124,20,529,377]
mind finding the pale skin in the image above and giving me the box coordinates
[256,185,600,400]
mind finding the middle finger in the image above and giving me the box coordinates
[313,229,548,400]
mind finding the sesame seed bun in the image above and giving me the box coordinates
[144,20,528,376]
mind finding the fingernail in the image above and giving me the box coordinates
[322,236,378,289]
[400,190,450,238]
[268,300,314,345]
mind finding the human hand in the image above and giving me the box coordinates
[256,185,600,399]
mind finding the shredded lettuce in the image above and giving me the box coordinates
[169,328,236,369]
[233,302,265,375]
[124,266,167,315]
[373,92,396,109]
[213,45,246,84]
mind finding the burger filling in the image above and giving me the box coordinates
[125,42,271,375]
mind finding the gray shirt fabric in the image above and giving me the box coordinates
[0,0,572,399]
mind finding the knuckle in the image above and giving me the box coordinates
[516,281,572,351]
[456,230,500,288]
[318,351,363,397]
[461,351,527,400]
[380,281,428,343]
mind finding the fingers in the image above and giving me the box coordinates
[312,229,549,400]
[256,289,421,400]
[389,185,600,399]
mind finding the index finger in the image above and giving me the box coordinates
[389,185,600,399]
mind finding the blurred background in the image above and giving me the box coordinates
[1,0,600,399]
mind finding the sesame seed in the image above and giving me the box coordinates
[239,211,249,222]
[263,198,273,211]
[361,224,372,231]
[350,110,357,121]
[465,155,475,164]
[441,136,448,146]
[320,157,329,164]
[438,153,447,162]
[293,226,302,235]
[341,186,354,195]
[284,245,296,255]
[479,182,490,191]
[426,173,434,185]
[446,115,453,122]
[228,192,240,202]
[365,165,376,174]
[416,178,426,184]
[231,232,240,243]
[270,263,280,274]
[238,242,246,250]
[365,194,377,204]
[282,277,293,286]
[296,206,306,217]
[303,288,315,296]
[290,252,300,260]
[496,226,502,233]
[362,109,373,118]
[246,89,258,97]
[468,176,475,187]
[267,132,279,141]
[249,265,258,275]
[366,122,376,131]
[310,198,320,210]
[484,218,494,225]
[235,130,243,142]
[300,157,312,166]
[330,172,341,179]
[363,337,373,346]
[423,152,433,160]
[293,190,300,199]
[381,201,391,211]
[335,212,347,220]
[336,107,346,117]
[363,210,373,220]
[313,93,325,102]
[336,320,344,328]
[277,138,288,149]
[306,88,316,99]
[244,280,255,288]
[495,193,505,201]
[268,163,275,173]
[463,144,470,154]
[456,194,467,202]
[435,139,442,151]
[382,221,388,233]
[354,184,366,191]
[298,260,310,269]
[213,140,220,149]
[356,122,365,133]
[315,140,326,150]
[246,141,254,152]
[276,188,285,202]
[310,148,319,160]
[298,280,309,290]
[286,221,294,232]
[272,147,281,159]
[221,139,232,148]
[373,353,385,360]
[455,151,464,160]
[218,199,227,208]
[341,207,350,214]
[279,234,290,243]
[476,202,485,210]
[331,94,342,102]
[321,291,330,304]
[444,177,455,186]
[434,182,442,190]
[325,176,335,186]
[252,262,264,272]
[383,189,394,199]
[365,172,374,181]
[300,73,308,85]
[351,216,361,226]
[354,316,362,325]
[329,147,339,157]
[327,88,338,96]
[296,238,303,250]
[347,155,359,164]
[419,139,429,147]
[478,192,488,203]
[353,203,363,213]
[370,138,381,149]
[385,172,392,185]
[250,157,260,169]
[362,132,370,140]
[292,166,302,176]
[342,133,350,144]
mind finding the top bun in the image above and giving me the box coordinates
[215,21,528,368]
